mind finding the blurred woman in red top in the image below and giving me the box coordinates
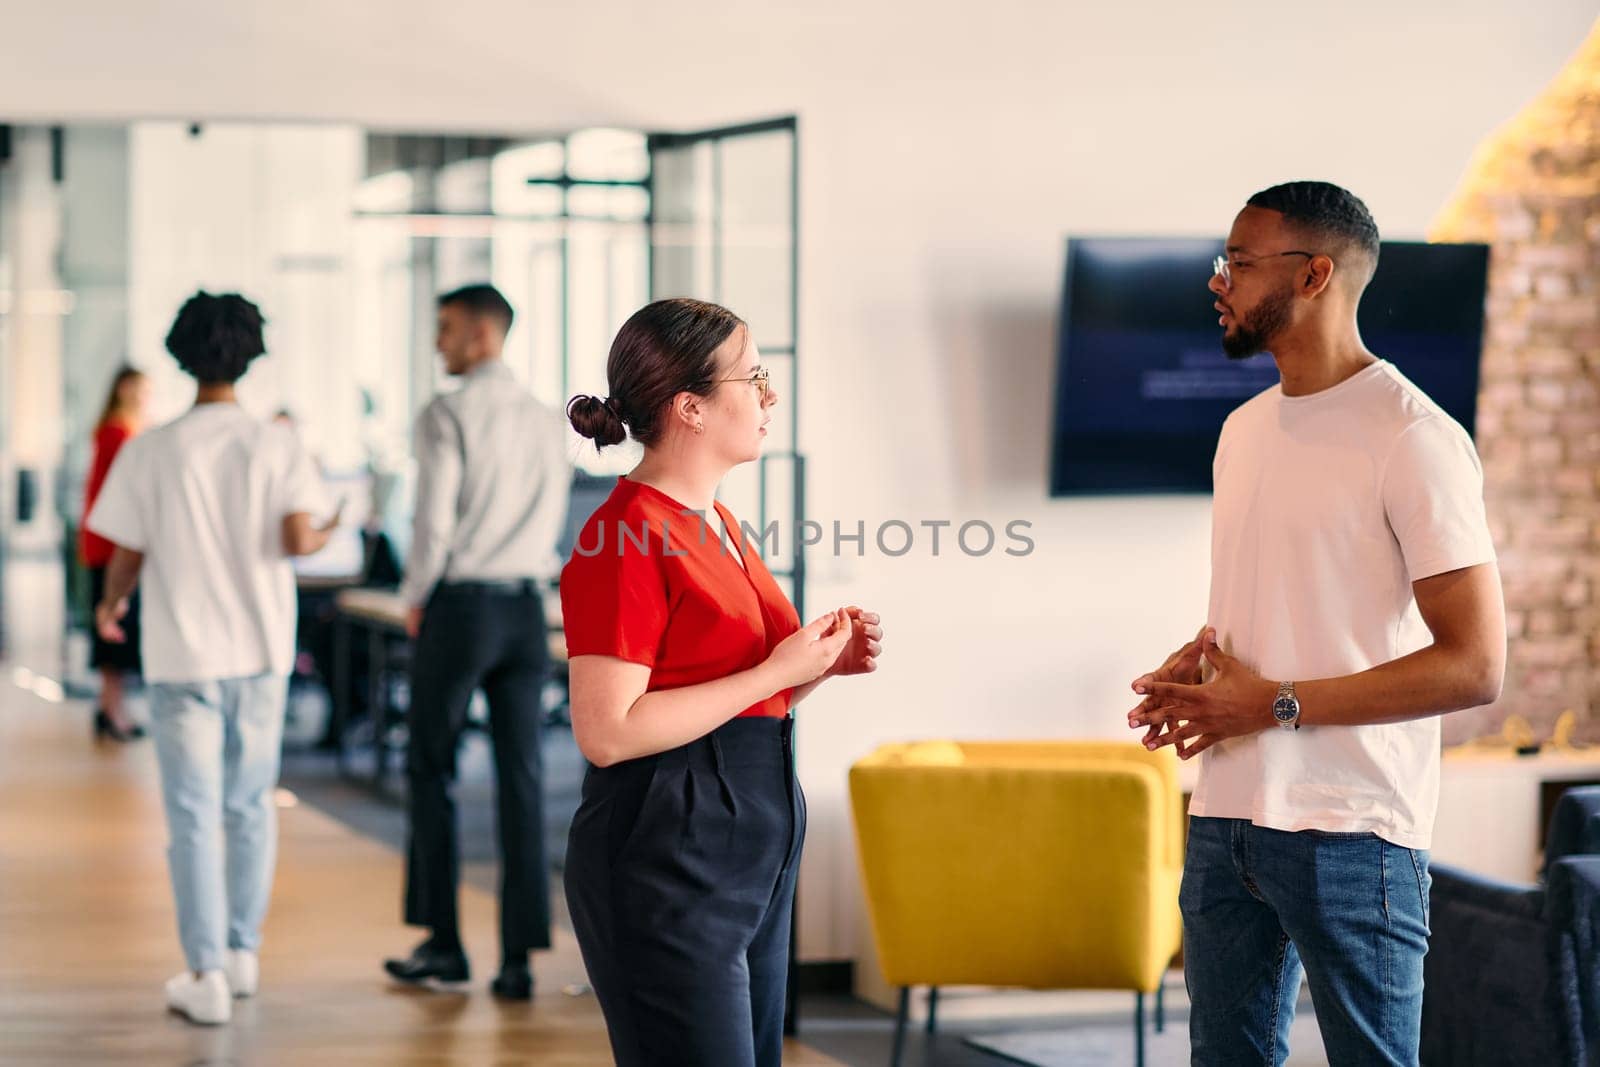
[81,365,150,741]
[562,299,884,1067]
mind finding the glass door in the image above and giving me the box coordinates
[647,118,803,619]
[648,117,804,1032]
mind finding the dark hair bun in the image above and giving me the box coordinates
[567,394,627,449]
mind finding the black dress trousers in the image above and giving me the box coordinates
[404,580,552,958]
[565,715,806,1067]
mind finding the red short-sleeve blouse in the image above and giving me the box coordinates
[559,477,802,719]
[80,420,134,568]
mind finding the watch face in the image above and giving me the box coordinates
[1273,696,1298,723]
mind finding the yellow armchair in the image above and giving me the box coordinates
[848,740,1184,1066]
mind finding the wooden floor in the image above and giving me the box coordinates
[0,677,843,1065]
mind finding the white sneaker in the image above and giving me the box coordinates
[224,950,259,998]
[164,970,231,1025]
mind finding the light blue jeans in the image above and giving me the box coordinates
[1181,816,1432,1066]
[149,673,288,974]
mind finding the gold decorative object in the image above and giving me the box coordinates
[1503,714,1537,750]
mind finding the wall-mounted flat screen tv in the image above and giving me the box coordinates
[1050,237,1489,495]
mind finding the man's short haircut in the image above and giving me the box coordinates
[1247,181,1381,289]
[439,283,514,335]
[165,291,267,384]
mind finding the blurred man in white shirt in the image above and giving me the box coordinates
[90,291,337,1025]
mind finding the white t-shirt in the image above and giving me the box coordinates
[86,404,330,684]
[1191,360,1497,850]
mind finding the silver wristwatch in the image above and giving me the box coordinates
[1272,681,1301,731]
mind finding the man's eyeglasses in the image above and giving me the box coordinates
[709,365,771,401]
[1212,250,1316,291]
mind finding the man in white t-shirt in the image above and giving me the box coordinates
[1127,182,1505,1065]
[88,291,337,1026]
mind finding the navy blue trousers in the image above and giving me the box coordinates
[404,583,551,958]
[565,716,805,1067]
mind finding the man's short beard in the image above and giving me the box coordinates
[1222,285,1295,360]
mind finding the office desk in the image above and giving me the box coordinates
[330,589,409,786]
[1432,745,1600,881]
[296,573,362,593]
[331,586,568,790]
[1174,745,1600,883]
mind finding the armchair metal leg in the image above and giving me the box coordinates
[1155,978,1166,1033]
[1134,991,1147,1067]
[926,985,939,1034]
[891,986,909,1067]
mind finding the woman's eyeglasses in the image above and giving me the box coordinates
[709,365,771,401]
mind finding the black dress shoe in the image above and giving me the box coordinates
[383,940,470,985]
[93,710,146,742]
[490,963,533,1001]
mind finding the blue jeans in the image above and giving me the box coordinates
[149,674,287,974]
[1181,816,1431,1066]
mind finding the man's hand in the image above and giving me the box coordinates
[96,598,129,644]
[1128,630,1278,759]
[283,503,344,557]
[318,500,346,534]
[405,606,423,640]
[1127,626,1208,749]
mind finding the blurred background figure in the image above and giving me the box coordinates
[383,284,571,1002]
[88,291,338,1025]
[79,365,151,742]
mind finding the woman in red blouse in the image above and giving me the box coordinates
[80,365,150,741]
[562,299,883,1067]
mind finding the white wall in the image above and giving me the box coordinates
[4,0,1595,969]
[128,122,366,463]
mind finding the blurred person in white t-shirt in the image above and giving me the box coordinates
[87,291,340,1026]
[1127,182,1505,1066]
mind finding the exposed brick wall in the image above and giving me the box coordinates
[1433,21,1600,743]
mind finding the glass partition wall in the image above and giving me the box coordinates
[2,113,806,1030]
[649,119,803,612]
[355,121,803,611]
[353,129,652,477]
[1,116,802,674]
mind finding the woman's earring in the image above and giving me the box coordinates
[694,423,705,435]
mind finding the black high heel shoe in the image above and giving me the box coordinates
[93,710,146,742]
